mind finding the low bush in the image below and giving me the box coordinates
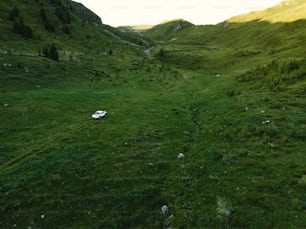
[42,44,59,61]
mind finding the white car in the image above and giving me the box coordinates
[92,110,107,119]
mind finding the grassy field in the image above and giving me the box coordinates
[1,61,305,228]
[1,0,306,228]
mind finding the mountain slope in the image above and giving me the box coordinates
[144,19,194,40]
[0,0,155,91]
[66,0,102,26]
[150,0,306,70]
[229,0,306,23]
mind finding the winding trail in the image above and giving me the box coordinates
[104,29,154,59]
[104,29,141,47]
[144,47,154,59]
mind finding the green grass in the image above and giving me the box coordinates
[143,19,194,41]
[229,0,306,23]
[1,67,305,228]
[0,0,306,228]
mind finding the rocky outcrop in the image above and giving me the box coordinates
[65,0,102,26]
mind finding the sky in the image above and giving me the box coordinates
[76,0,284,27]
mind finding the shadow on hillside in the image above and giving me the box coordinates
[154,19,306,70]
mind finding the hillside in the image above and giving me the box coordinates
[148,0,306,70]
[66,0,102,26]
[143,19,194,41]
[0,0,156,91]
[0,0,306,228]
[229,0,306,23]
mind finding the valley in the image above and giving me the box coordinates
[0,0,305,228]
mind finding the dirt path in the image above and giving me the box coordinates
[144,47,154,59]
[104,29,141,47]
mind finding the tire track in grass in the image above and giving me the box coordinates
[0,120,89,172]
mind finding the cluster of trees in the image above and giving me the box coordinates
[40,1,71,34]
[8,6,20,21]
[10,1,72,35]
[157,48,166,59]
[55,5,71,24]
[40,8,55,32]
[49,0,72,34]
[9,7,33,39]
[41,44,59,61]
[13,19,33,39]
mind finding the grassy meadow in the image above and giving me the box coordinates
[0,0,306,228]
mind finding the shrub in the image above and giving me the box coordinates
[8,7,20,21]
[42,44,59,61]
[56,5,71,24]
[13,18,33,39]
[60,24,70,34]
[9,7,33,39]
[45,22,55,32]
[40,8,55,32]
[157,48,166,59]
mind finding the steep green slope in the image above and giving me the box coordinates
[66,0,102,26]
[0,0,153,91]
[152,18,306,74]
[144,19,194,41]
[229,0,306,23]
